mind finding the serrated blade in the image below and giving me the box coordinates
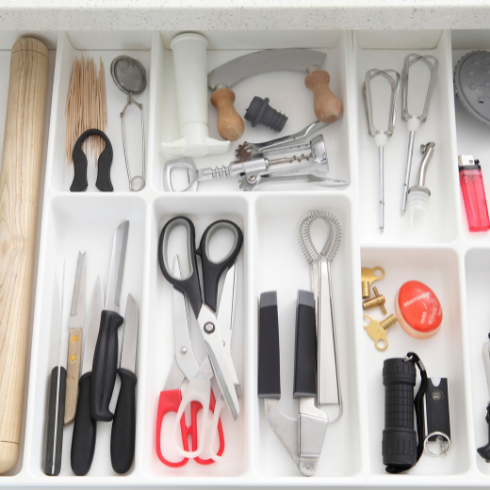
[120,294,139,373]
[207,48,327,91]
[106,221,129,313]
[68,251,86,330]
[82,275,104,375]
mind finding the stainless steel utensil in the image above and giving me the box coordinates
[298,210,342,419]
[111,56,147,191]
[401,54,438,214]
[363,69,400,232]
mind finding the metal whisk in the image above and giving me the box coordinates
[298,210,342,421]
[363,69,400,233]
[401,53,438,214]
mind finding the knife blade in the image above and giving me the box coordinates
[110,294,139,474]
[207,48,327,91]
[91,221,130,421]
[64,251,87,425]
[71,274,103,476]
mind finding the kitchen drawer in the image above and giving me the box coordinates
[1,27,490,488]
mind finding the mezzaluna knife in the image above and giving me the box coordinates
[91,221,130,421]
[207,48,342,141]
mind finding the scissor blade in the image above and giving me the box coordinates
[171,256,200,382]
[216,263,236,352]
[163,359,186,391]
[483,340,490,400]
[68,251,87,330]
[198,305,240,420]
[106,221,129,313]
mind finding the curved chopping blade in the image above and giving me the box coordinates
[207,48,327,91]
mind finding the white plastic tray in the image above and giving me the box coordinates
[0,28,489,488]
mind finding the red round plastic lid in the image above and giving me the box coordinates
[397,280,442,332]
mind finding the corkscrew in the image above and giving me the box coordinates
[163,134,348,192]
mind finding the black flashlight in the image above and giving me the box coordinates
[382,357,417,472]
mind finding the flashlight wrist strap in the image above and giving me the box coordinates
[406,351,428,463]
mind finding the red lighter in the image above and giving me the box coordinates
[459,155,490,232]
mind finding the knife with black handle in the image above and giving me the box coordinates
[44,262,66,477]
[110,294,139,474]
[71,275,103,476]
[44,366,66,476]
[91,221,129,421]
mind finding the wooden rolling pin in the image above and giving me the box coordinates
[0,37,49,474]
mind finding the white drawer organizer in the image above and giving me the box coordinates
[1,27,490,488]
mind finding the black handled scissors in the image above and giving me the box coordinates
[158,216,243,420]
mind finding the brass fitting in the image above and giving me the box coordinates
[361,266,385,299]
[363,314,398,351]
[362,287,387,314]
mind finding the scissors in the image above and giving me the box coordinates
[157,217,243,464]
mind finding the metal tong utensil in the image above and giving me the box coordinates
[235,120,327,161]
[363,69,400,233]
[401,54,439,214]
[298,210,342,421]
[163,134,348,192]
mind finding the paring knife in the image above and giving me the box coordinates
[44,262,66,476]
[64,251,87,425]
[207,48,342,141]
[91,221,130,421]
[71,274,104,476]
[110,294,139,474]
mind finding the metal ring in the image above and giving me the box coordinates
[423,432,451,457]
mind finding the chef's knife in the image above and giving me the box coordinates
[207,48,342,141]
[64,251,87,425]
[44,262,66,476]
[110,294,139,474]
[71,274,104,476]
[91,221,130,421]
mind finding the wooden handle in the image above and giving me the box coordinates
[64,328,83,425]
[304,69,342,124]
[210,87,244,142]
[0,37,48,474]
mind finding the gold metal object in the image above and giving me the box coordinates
[363,314,397,351]
[362,286,387,314]
[361,266,385,299]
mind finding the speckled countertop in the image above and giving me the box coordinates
[0,0,489,31]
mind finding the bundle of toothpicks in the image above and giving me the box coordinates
[65,54,108,164]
